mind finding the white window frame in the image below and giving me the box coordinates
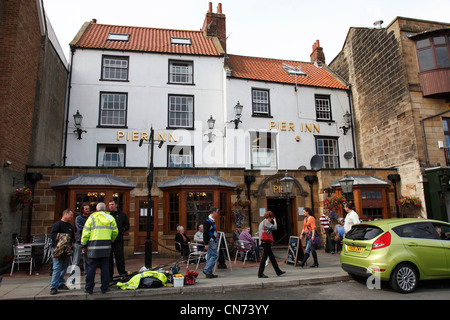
[250,131,277,169]
[99,92,127,127]
[169,60,193,84]
[315,95,332,121]
[102,56,129,81]
[252,89,270,116]
[97,144,125,167]
[168,95,194,129]
[316,137,339,169]
[168,146,194,167]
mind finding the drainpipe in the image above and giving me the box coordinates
[347,90,358,168]
[244,174,255,232]
[62,46,75,165]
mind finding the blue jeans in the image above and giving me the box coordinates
[305,238,316,254]
[203,239,218,275]
[50,256,70,290]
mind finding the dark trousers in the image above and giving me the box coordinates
[258,242,282,277]
[109,238,126,276]
[85,257,110,293]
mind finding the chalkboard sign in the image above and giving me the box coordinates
[285,236,305,266]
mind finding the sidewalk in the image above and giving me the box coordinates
[0,248,350,300]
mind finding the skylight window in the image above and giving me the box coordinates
[282,63,307,76]
[171,37,192,45]
[107,33,130,42]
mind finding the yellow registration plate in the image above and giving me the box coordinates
[347,245,364,253]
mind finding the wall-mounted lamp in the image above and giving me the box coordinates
[3,160,12,167]
[73,110,87,140]
[204,115,216,143]
[340,111,352,135]
[229,101,243,129]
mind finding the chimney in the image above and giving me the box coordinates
[202,2,227,52]
[310,40,325,66]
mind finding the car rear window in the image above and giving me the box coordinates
[346,225,384,240]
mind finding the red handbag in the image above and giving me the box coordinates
[260,224,274,243]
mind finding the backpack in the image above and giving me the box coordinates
[52,233,72,259]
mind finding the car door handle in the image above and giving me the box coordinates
[407,242,418,247]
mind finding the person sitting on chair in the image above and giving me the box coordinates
[239,226,259,261]
[175,225,190,260]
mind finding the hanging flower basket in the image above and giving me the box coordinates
[396,196,421,209]
[324,195,346,212]
[10,186,32,213]
[232,210,246,228]
[232,199,250,209]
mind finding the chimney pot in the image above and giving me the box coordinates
[217,3,222,14]
[208,2,213,12]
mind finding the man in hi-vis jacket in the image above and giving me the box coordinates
[81,202,118,294]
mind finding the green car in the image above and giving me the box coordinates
[340,218,450,293]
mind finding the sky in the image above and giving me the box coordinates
[43,0,450,64]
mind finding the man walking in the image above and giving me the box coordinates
[203,206,219,278]
[108,199,130,279]
[81,202,118,294]
[49,209,74,295]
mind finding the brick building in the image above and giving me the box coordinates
[0,0,68,257]
[329,17,450,220]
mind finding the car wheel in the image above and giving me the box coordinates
[389,263,418,293]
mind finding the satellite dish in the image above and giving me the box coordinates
[344,152,353,160]
[310,155,323,170]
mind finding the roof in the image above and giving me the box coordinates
[330,175,391,187]
[49,174,137,188]
[71,21,221,56]
[226,54,348,90]
[157,175,236,188]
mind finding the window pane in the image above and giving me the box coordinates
[186,192,213,231]
[168,96,193,128]
[433,36,446,45]
[100,93,127,126]
[252,90,269,114]
[103,57,128,80]
[169,146,193,167]
[436,46,450,67]
[416,38,431,49]
[418,48,434,71]
[170,61,193,84]
[98,145,125,167]
[317,138,338,168]
[315,96,331,120]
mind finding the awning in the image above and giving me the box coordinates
[157,175,236,188]
[50,174,137,188]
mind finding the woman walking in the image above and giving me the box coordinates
[299,207,319,268]
[257,211,285,278]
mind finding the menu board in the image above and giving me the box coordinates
[285,236,304,265]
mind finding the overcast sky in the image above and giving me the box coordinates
[43,0,450,63]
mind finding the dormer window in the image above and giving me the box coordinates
[171,37,191,45]
[107,33,130,42]
[415,35,450,71]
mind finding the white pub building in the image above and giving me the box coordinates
[27,3,397,256]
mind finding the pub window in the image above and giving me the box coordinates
[169,60,194,84]
[74,191,123,214]
[315,95,332,121]
[250,131,277,169]
[316,137,339,169]
[186,192,213,231]
[97,144,126,167]
[168,145,194,167]
[252,89,270,116]
[99,92,127,127]
[168,95,194,129]
[168,192,179,232]
[101,56,129,81]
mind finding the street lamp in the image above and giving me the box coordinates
[280,171,294,238]
[229,101,243,129]
[340,111,352,135]
[205,115,216,143]
[339,172,354,202]
[73,110,87,139]
[139,127,164,269]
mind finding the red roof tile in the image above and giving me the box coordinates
[226,54,347,90]
[72,22,221,56]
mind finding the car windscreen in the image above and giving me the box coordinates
[345,224,384,240]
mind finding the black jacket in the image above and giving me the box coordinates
[110,209,130,241]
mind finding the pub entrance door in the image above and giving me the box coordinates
[134,196,159,253]
[267,197,294,245]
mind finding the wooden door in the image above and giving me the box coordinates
[134,196,159,253]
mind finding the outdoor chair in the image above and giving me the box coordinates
[10,245,34,276]
[233,240,252,264]
[186,243,207,269]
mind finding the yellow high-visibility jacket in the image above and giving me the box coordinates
[81,211,118,258]
[117,271,167,290]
